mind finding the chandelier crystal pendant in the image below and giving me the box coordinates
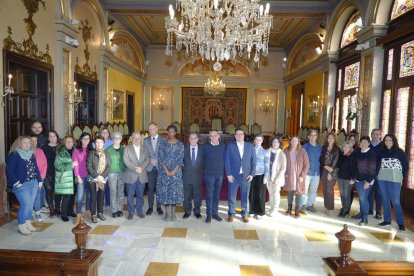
[204,72,226,96]
[165,0,273,71]
[259,96,274,113]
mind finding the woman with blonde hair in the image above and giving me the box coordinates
[266,137,287,216]
[320,132,340,216]
[283,136,310,218]
[6,136,42,234]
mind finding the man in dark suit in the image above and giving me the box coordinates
[225,128,256,223]
[183,133,203,219]
[143,122,164,216]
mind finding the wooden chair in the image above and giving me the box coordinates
[320,128,328,145]
[240,123,249,134]
[173,121,182,134]
[337,130,347,147]
[113,124,119,134]
[83,125,92,135]
[72,126,82,140]
[189,123,200,133]
[226,124,236,134]
[211,118,222,132]
[107,124,114,135]
[124,124,129,136]
[91,125,100,136]
[251,123,261,136]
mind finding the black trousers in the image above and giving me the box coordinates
[88,182,104,216]
[183,181,202,215]
[58,180,76,216]
[44,175,55,210]
[249,174,266,216]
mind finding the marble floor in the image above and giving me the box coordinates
[0,197,413,276]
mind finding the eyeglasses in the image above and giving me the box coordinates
[82,137,90,140]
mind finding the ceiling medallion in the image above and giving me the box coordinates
[75,20,98,79]
[3,0,52,64]
[165,0,273,71]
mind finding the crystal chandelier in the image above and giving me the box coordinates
[165,0,273,71]
[259,96,274,113]
[204,72,226,96]
[1,74,14,107]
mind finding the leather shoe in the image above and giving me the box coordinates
[195,213,202,219]
[138,213,145,219]
[117,211,123,217]
[368,210,374,215]
[227,215,234,222]
[97,213,106,221]
[399,224,406,231]
[205,216,211,223]
[351,213,361,219]
[358,218,368,226]
[68,212,77,218]
[375,213,382,220]
[127,214,133,220]
[112,212,117,218]
[183,213,191,219]
[212,214,223,221]
[157,208,164,215]
[378,221,391,227]
[242,216,249,223]
[61,216,69,222]
[146,208,153,216]
[91,216,98,223]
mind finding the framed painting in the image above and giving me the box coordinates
[112,90,125,120]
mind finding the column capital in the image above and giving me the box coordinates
[357,24,388,44]
[327,50,339,62]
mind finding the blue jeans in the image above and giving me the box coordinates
[127,179,145,215]
[368,179,382,213]
[33,185,44,213]
[13,179,38,224]
[378,180,404,225]
[76,177,90,214]
[40,187,45,207]
[205,174,223,216]
[355,180,372,219]
[338,178,352,212]
[302,175,320,207]
[228,174,250,217]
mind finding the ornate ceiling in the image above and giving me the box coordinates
[103,0,334,49]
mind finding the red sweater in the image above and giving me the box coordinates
[35,148,47,180]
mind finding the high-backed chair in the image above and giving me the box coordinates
[124,124,129,136]
[113,124,119,134]
[118,124,124,136]
[83,125,92,135]
[240,123,249,135]
[226,124,236,134]
[72,126,82,140]
[337,131,346,147]
[107,124,113,136]
[251,123,261,136]
[189,123,200,133]
[320,129,328,145]
[92,125,100,137]
[173,121,182,134]
[211,118,222,132]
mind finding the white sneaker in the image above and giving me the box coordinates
[26,220,37,232]
[40,206,48,213]
[33,214,44,222]
[18,224,31,235]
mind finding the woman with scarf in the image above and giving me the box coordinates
[6,136,42,234]
[87,135,111,223]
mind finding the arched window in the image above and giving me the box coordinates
[340,12,362,49]
[391,0,414,20]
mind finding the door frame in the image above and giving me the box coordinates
[3,50,54,154]
[126,91,135,135]
[74,73,98,125]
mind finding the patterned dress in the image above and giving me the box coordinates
[156,139,185,205]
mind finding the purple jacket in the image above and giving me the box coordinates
[72,147,89,178]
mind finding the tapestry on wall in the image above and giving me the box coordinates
[182,87,247,133]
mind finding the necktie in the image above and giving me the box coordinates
[191,148,196,166]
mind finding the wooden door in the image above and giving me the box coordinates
[75,74,97,125]
[290,82,304,136]
[3,51,53,153]
[126,92,134,134]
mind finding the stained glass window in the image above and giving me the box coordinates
[400,40,414,78]
[391,0,414,20]
[337,69,342,92]
[344,62,360,90]
[340,12,362,48]
[381,90,391,137]
[387,49,394,80]
[395,87,410,151]
[341,96,349,130]
[335,98,339,130]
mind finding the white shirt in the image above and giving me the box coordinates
[237,141,244,174]
[133,144,140,161]
[151,134,159,152]
[190,145,198,161]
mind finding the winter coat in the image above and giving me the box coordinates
[54,146,74,195]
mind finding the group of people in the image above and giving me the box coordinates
[6,121,409,235]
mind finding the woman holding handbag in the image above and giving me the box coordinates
[320,132,340,216]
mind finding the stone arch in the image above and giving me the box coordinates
[326,1,362,51]
[110,30,145,73]
[178,59,251,77]
[367,0,394,25]
[286,33,323,75]
[71,0,107,46]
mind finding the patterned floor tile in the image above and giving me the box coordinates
[234,229,259,240]
[304,231,331,242]
[145,262,179,276]
[240,265,272,276]
[369,232,403,243]
[162,227,188,238]
[90,225,120,235]
[32,222,53,232]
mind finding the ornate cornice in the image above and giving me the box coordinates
[3,0,52,64]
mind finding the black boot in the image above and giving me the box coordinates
[285,204,292,216]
